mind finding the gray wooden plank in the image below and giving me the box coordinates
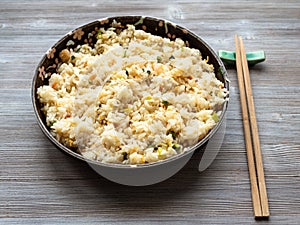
[0,0,299,224]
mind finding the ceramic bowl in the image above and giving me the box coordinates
[32,16,229,186]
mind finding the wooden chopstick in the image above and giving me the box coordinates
[234,35,270,218]
[238,36,270,217]
[234,35,262,217]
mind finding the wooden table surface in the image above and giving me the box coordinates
[1,0,299,224]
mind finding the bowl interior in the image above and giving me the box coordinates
[32,16,229,168]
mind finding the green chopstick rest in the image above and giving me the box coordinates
[218,50,265,66]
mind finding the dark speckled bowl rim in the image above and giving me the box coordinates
[32,15,229,169]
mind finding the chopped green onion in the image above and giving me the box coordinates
[71,55,75,60]
[162,100,170,108]
[157,56,162,63]
[167,130,177,139]
[49,121,57,127]
[75,47,81,53]
[147,70,151,75]
[96,30,102,39]
[212,112,220,122]
[125,69,129,76]
[169,55,175,60]
[172,143,181,150]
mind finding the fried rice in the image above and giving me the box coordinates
[37,25,228,164]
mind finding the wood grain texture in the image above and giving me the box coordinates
[0,0,299,224]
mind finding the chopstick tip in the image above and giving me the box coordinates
[255,215,270,220]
